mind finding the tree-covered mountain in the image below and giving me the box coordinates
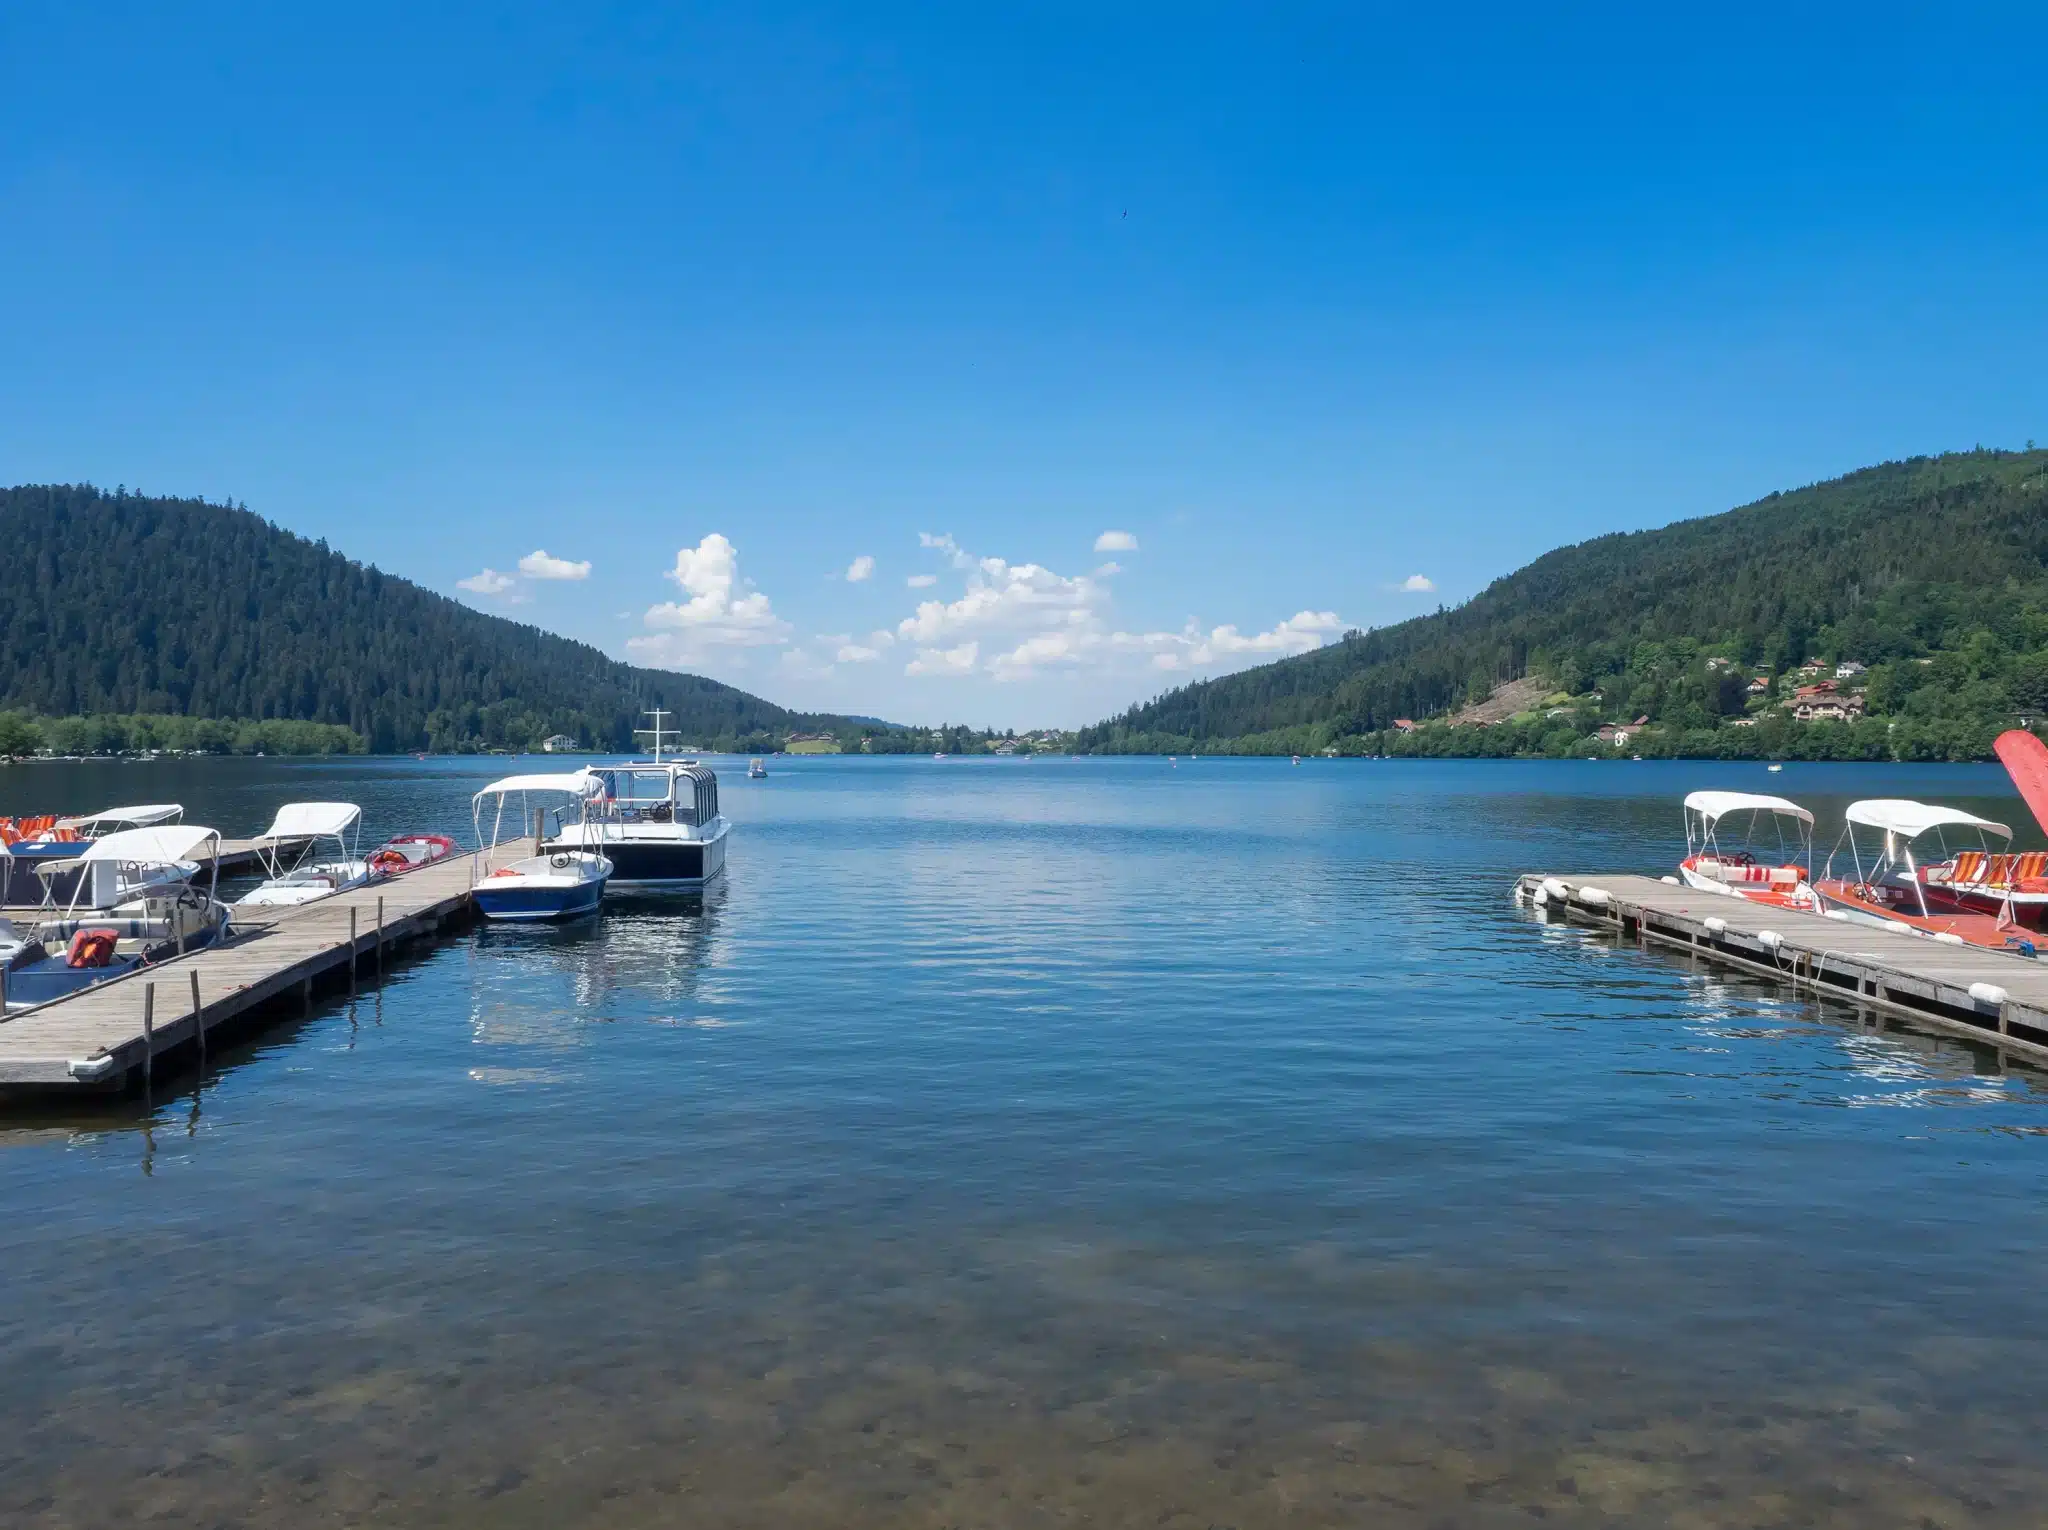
[1077,449,2048,759]
[0,484,851,753]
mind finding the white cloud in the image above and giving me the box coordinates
[845,554,875,582]
[1093,561,1123,577]
[1094,530,1139,553]
[868,629,896,647]
[519,549,591,581]
[778,648,836,680]
[918,531,976,571]
[457,568,518,596]
[906,640,980,676]
[629,533,791,667]
[888,534,1345,685]
[898,557,1101,646]
[906,573,938,588]
[837,643,883,663]
[1400,574,1436,593]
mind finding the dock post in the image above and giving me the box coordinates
[376,897,384,974]
[349,907,358,995]
[190,968,204,1065]
[142,982,155,1091]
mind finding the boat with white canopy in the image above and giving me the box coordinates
[1677,791,1816,908]
[2,825,233,1011]
[236,802,370,908]
[0,804,189,904]
[540,713,730,890]
[1813,799,2036,953]
[472,773,613,921]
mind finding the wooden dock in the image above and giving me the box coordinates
[1518,872,2048,1065]
[0,854,480,1091]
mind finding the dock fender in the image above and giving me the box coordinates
[1704,916,1728,934]
[1541,878,1569,901]
[1969,982,2010,1007]
[1933,932,1966,946]
[1577,886,1611,908]
[65,1054,117,1082]
[1758,930,1783,950]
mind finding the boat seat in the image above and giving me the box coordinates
[1951,851,1987,885]
[1768,866,1800,884]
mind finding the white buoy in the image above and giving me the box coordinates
[1532,889,1549,908]
[1704,916,1728,935]
[1542,878,1569,901]
[1968,981,2010,1006]
[1759,930,1783,950]
[1660,875,1680,885]
[1934,932,1966,946]
[1824,910,1851,922]
[1579,886,1611,907]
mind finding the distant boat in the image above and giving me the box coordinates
[748,758,767,779]
[1291,755,1300,765]
[933,752,946,760]
[1767,763,1784,773]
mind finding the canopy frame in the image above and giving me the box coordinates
[473,774,605,869]
[252,802,364,880]
[1683,791,1814,871]
[1825,799,2016,920]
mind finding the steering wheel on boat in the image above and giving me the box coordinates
[549,853,575,870]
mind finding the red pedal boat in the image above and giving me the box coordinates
[366,833,458,878]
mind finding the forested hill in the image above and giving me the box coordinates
[0,484,841,752]
[1076,449,2048,758]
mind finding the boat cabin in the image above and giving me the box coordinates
[583,763,721,833]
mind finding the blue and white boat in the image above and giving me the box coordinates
[471,773,613,922]
[3,825,233,1012]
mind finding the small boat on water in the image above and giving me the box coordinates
[0,804,186,905]
[2,826,233,1011]
[1812,799,2037,954]
[236,803,370,908]
[472,773,612,921]
[367,833,458,877]
[748,758,767,779]
[1677,791,1817,909]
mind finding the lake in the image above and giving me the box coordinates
[1,754,2045,1528]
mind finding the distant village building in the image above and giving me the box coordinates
[1792,695,1865,723]
[541,734,577,753]
[1727,716,1759,728]
[1835,660,1867,679]
[1392,719,1417,733]
[1705,657,1732,670]
[1747,677,1771,694]
[1597,723,1631,746]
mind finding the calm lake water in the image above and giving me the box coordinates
[2,754,2046,1528]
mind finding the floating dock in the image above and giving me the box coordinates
[0,854,480,1091]
[1518,873,2048,1065]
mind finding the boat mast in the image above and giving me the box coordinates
[635,709,675,763]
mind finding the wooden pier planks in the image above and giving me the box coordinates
[1518,872,2048,1064]
[0,854,479,1087]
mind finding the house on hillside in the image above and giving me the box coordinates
[1792,695,1866,723]
[541,734,577,753]
[1747,677,1771,694]
[1392,719,1417,733]
[1726,717,1759,728]
[1705,656,1732,671]
[1791,680,1839,700]
[1835,660,1867,679]
[1597,723,1632,747]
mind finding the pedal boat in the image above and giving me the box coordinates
[1677,790,1817,910]
[1812,799,2039,955]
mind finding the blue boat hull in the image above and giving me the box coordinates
[473,877,606,922]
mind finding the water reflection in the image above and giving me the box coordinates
[2,758,2048,1528]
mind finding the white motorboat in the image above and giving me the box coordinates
[3,826,233,1011]
[539,713,730,890]
[1677,791,1817,910]
[236,802,370,908]
[472,773,612,921]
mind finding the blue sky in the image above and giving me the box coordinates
[3,3,2045,727]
